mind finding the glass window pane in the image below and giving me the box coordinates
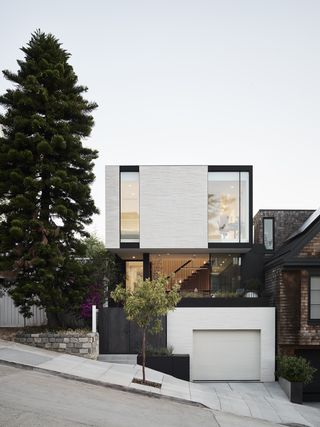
[311,277,320,291]
[240,172,249,243]
[208,172,239,242]
[121,172,139,241]
[150,254,210,296]
[263,218,274,250]
[126,261,143,292]
[310,304,320,319]
[311,290,320,304]
[210,254,241,295]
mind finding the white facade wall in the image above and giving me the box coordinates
[105,166,120,248]
[105,165,208,249]
[167,307,275,382]
[0,292,47,327]
[140,166,208,248]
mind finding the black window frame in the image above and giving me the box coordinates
[207,165,253,249]
[309,273,320,324]
[263,217,275,251]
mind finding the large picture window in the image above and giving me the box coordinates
[208,171,250,243]
[120,171,139,242]
[310,276,320,321]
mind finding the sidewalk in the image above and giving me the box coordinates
[0,339,319,427]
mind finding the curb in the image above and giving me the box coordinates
[0,358,207,410]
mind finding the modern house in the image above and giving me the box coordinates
[105,165,275,382]
[254,209,320,400]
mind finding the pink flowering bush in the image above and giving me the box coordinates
[80,284,103,318]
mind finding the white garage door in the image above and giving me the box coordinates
[193,330,260,381]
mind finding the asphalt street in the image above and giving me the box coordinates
[0,365,219,427]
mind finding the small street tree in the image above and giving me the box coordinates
[0,30,98,326]
[111,277,180,384]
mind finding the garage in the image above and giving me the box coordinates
[192,330,261,381]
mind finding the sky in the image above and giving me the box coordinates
[1,0,320,242]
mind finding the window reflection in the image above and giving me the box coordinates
[310,277,320,320]
[126,261,143,292]
[208,172,239,242]
[121,172,139,241]
[208,171,250,243]
[240,172,249,243]
[263,218,274,250]
[210,254,241,295]
[149,253,242,297]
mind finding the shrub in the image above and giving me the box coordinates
[276,355,317,384]
[212,290,239,298]
[145,345,174,356]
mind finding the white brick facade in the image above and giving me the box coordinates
[105,166,119,248]
[140,166,207,248]
[105,165,208,249]
[167,307,275,382]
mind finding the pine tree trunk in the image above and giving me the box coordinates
[40,174,50,224]
[142,329,146,383]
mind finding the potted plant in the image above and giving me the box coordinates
[277,355,317,404]
[243,278,263,297]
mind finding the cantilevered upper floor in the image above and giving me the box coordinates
[105,165,253,252]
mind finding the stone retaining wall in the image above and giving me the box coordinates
[15,331,99,360]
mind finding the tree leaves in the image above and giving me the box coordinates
[0,30,98,322]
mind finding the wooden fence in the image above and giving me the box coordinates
[0,291,47,327]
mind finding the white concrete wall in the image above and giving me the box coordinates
[140,166,207,248]
[167,307,275,382]
[105,166,120,248]
[0,292,47,327]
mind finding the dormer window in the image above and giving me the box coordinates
[263,218,274,251]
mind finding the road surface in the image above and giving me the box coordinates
[0,364,219,427]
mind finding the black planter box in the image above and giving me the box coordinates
[178,297,271,307]
[279,377,303,404]
[137,354,190,381]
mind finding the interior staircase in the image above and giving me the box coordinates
[179,262,210,292]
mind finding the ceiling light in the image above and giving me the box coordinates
[132,256,136,259]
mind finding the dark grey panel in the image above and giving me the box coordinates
[98,308,167,354]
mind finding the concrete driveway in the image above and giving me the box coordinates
[0,339,319,427]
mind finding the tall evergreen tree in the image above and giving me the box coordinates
[0,30,98,326]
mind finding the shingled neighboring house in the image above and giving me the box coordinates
[254,208,320,401]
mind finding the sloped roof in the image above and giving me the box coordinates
[265,207,320,268]
[285,207,320,243]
